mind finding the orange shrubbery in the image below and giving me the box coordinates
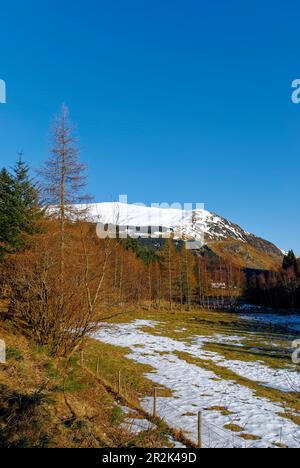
[2,220,115,356]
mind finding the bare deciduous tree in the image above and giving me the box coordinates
[4,221,115,357]
[39,104,91,278]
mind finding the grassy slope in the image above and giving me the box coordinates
[0,307,174,448]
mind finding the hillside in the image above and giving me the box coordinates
[0,302,179,449]
[207,240,283,270]
[73,202,283,270]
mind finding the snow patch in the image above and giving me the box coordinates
[94,320,300,448]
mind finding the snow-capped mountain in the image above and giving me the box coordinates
[80,202,247,241]
[75,202,282,264]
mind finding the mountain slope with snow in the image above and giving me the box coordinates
[81,202,250,241]
[76,202,282,269]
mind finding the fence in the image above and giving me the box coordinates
[78,351,293,449]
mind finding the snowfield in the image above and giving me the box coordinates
[94,320,300,449]
[70,201,252,243]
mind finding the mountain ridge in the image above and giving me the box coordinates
[73,202,283,270]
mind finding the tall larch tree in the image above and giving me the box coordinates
[159,238,177,310]
[39,105,91,277]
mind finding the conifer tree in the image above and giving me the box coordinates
[0,168,15,257]
[283,250,297,270]
[12,157,42,244]
[0,158,41,257]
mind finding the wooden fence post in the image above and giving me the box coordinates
[118,370,121,394]
[153,388,157,418]
[198,412,202,449]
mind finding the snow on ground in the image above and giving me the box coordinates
[94,320,300,448]
[120,406,155,435]
[193,334,300,393]
[241,313,300,334]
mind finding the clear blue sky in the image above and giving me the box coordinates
[0,0,299,253]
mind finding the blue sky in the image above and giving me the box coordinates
[0,0,300,253]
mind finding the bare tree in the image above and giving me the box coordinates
[39,104,91,278]
[159,238,175,310]
[4,221,115,357]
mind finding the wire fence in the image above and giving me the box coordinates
[145,394,246,449]
[80,352,300,449]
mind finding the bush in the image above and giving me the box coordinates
[3,221,113,357]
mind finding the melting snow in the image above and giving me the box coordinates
[120,406,155,435]
[94,320,300,448]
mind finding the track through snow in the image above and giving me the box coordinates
[94,320,300,448]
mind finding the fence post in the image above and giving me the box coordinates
[279,427,282,445]
[198,412,202,449]
[118,370,121,394]
[153,388,157,418]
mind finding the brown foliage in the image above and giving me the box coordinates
[3,220,115,357]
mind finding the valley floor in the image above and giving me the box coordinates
[92,308,300,448]
[1,303,300,448]
[0,307,174,448]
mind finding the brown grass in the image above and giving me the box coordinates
[239,433,261,441]
[224,424,244,433]
[0,318,173,448]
